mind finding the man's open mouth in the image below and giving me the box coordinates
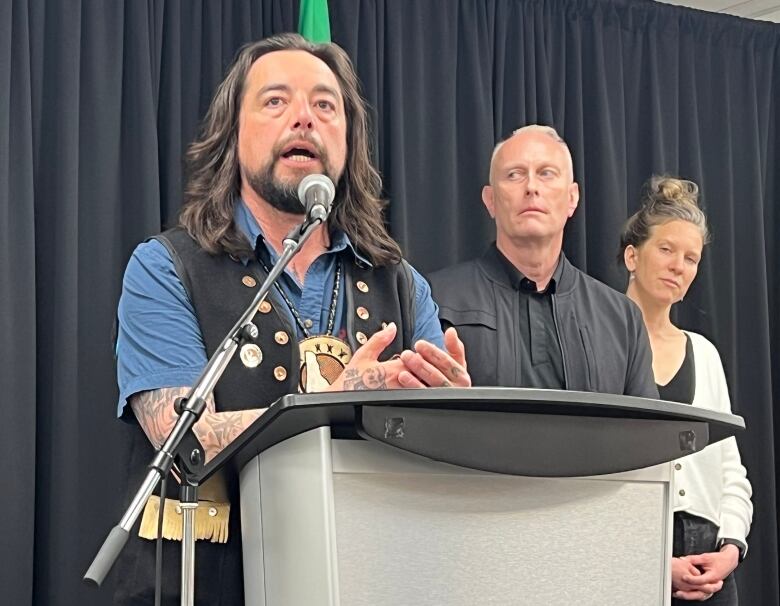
[280,142,319,163]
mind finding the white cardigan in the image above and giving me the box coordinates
[671,331,753,551]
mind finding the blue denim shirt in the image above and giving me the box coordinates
[115,200,443,416]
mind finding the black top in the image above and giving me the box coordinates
[428,244,658,396]
[494,245,565,389]
[657,333,695,405]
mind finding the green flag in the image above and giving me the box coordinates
[299,0,331,43]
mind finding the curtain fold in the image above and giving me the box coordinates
[0,1,36,603]
[1,1,777,604]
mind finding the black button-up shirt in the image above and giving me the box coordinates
[494,245,566,389]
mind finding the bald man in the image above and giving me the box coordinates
[428,125,657,396]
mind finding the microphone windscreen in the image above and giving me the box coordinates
[297,174,336,214]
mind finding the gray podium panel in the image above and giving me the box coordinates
[241,427,672,606]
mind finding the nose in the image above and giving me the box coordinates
[670,254,685,273]
[291,98,314,132]
[524,173,539,196]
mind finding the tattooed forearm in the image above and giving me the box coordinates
[194,409,263,461]
[131,387,195,449]
[342,366,388,390]
[130,387,264,461]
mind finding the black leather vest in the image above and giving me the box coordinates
[123,227,418,492]
[152,226,415,410]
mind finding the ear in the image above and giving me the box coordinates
[623,245,638,272]
[567,182,579,218]
[482,185,495,218]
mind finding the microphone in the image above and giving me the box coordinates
[297,174,336,223]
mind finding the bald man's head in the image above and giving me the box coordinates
[489,125,574,184]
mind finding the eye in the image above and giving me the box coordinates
[685,256,699,266]
[659,245,671,254]
[539,168,557,178]
[315,99,336,112]
[507,169,525,180]
[265,96,285,108]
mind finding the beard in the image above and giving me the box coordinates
[243,139,338,215]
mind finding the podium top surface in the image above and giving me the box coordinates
[202,388,744,479]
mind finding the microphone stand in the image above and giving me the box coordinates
[85,211,327,605]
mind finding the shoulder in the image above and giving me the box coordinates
[426,258,492,311]
[567,265,641,316]
[427,258,483,285]
[124,238,176,284]
[685,330,715,349]
[684,331,724,365]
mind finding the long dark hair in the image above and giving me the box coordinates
[180,33,401,266]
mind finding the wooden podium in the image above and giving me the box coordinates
[204,388,744,606]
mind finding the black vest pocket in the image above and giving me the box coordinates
[578,325,596,390]
[439,308,497,385]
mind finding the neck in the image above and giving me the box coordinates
[625,283,676,337]
[497,234,562,291]
[241,186,330,282]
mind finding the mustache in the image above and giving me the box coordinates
[271,135,328,162]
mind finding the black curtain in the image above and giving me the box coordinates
[1,1,777,604]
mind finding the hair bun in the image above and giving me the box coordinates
[646,176,699,209]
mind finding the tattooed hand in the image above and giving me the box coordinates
[329,324,471,392]
[329,323,410,391]
[399,327,471,388]
[341,366,388,390]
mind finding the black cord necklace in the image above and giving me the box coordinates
[257,256,342,338]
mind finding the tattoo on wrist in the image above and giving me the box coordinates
[343,366,388,390]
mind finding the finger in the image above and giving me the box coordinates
[413,340,471,386]
[682,577,717,589]
[682,577,723,593]
[443,327,467,369]
[399,350,451,386]
[335,359,405,392]
[673,590,710,600]
[351,322,397,362]
[682,569,704,583]
[694,571,724,584]
[397,370,426,388]
[678,557,701,575]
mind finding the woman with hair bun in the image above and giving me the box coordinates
[620,176,752,604]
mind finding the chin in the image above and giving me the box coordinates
[654,291,678,306]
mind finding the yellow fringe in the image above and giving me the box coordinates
[138,495,230,543]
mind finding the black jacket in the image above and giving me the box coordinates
[428,246,658,398]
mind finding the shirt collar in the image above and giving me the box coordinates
[492,242,564,294]
[233,198,371,267]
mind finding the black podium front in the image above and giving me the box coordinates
[205,388,744,606]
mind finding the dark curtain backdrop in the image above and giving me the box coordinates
[1,0,777,604]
